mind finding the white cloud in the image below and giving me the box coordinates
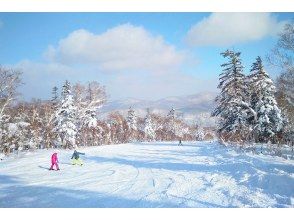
[186,13,286,47]
[12,59,212,101]
[10,24,207,101]
[44,23,185,73]
[105,71,217,100]
[10,60,80,100]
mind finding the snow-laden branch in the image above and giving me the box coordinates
[228,100,257,123]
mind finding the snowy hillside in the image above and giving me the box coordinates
[99,92,216,126]
[0,141,293,208]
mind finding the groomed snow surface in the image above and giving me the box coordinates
[0,141,293,208]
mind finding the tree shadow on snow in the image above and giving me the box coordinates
[0,174,179,208]
[0,174,20,185]
[87,153,294,207]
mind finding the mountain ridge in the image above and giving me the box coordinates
[99,92,217,126]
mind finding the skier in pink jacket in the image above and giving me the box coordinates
[49,152,60,171]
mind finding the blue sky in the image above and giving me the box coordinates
[0,12,293,101]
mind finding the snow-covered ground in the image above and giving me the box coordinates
[0,141,293,208]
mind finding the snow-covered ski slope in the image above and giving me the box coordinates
[0,141,293,208]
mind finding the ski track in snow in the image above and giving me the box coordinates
[0,141,294,208]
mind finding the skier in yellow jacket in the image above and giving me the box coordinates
[71,150,85,166]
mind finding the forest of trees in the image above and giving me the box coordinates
[0,74,214,153]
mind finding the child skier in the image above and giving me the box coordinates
[71,150,85,166]
[49,152,60,171]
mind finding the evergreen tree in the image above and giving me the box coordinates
[249,56,285,142]
[49,86,60,147]
[144,108,155,141]
[166,107,176,139]
[83,82,98,128]
[127,107,137,130]
[73,82,106,132]
[55,80,77,148]
[51,86,59,109]
[126,107,137,142]
[212,50,250,139]
[195,127,205,141]
[167,107,175,120]
[51,86,59,129]
[68,81,106,146]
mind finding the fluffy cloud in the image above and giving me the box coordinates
[10,60,80,100]
[107,71,216,100]
[12,59,212,101]
[10,24,206,101]
[186,13,286,47]
[44,23,185,73]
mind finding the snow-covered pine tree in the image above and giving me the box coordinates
[246,73,258,132]
[83,82,102,128]
[249,56,285,142]
[51,86,59,109]
[144,108,155,141]
[127,107,138,142]
[47,86,61,148]
[195,127,205,141]
[127,107,137,130]
[167,107,175,120]
[212,50,250,141]
[51,87,59,127]
[72,82,106,145]
[55,80,77,148]
[166,107,176,140]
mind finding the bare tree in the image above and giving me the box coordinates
[267,22,294,136]
[268,23,294,69]
[0,66,23,153]
[0,66,22,123]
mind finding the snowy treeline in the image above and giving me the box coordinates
[212,50,288,145]
[0,72,213,153]
[92,107,214,145]
[0,78,106,153]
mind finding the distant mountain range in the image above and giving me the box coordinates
[98,92,217,127]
